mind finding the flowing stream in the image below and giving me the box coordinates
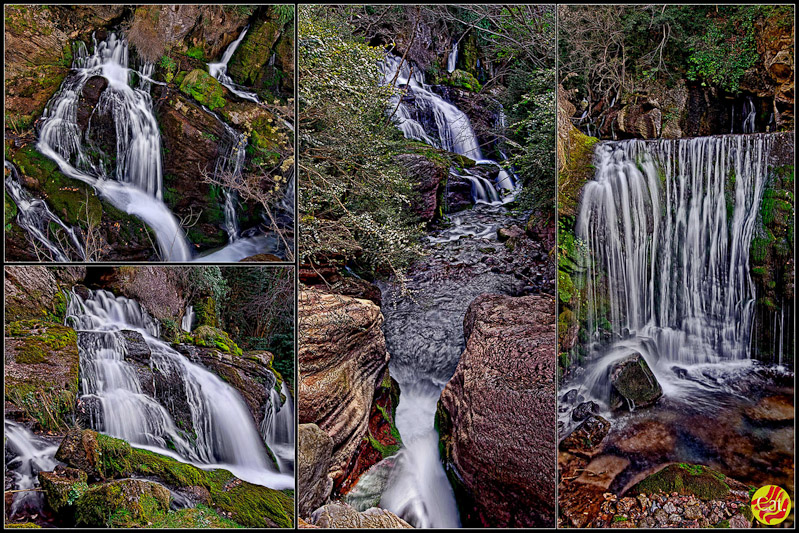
[353,52,537,528]
[7,30,289,262]
[64,288,294,488]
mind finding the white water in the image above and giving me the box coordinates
[181,305,195,332]
[571,134,773,402]
[65,288,292,490]
[261,381,295,475]
[447,41,459,73]
[379,53,518,205]
[4,160,85,261]
[35,33,192,261]
[4,420,60,519]
[209,26,260,103]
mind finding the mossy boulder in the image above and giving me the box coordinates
[559,415,610,457]
[609,353,663,410]
[448,69,482,92]
[191,325,243,356]
[55,430,294,528]
[4,318,80,431]
[38,466,89,513]
[179,69,227,110]
[629,464,747,501]
[75,478,171,527]
[147,505,243,528]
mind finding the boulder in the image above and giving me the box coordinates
[74,478,171,527]
[609,353,662,410]
[614,101,662,139]
[444,173,475,213]
[559,415,610,457]
[121,329,150,363]
[298,288,390,486]
[572,400,600,422]
[437,293,556,527]
[393,152,448,222]
[629,463,750,501]
[309,503,412,528]
[298,423,334,518]
[38,466,89,513]
[55,429,132,480]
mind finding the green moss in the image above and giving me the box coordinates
[5,190,18,225]
[179,69,226,110]
[96,433,133,479]
[632,463,731,500]
[192,325,243,356]
[12,144,102,228]
[4,524,42,528]
[558,130,599,217]
[74,479,170,527]
[446,69,483,92]
[186,46,206,61]
[147,505,244,528]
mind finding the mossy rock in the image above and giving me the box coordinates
[630,463,736,501]
[56,430,294,528]
[227,15,283,92]
[4,523,42,528]
[609,353,663,410]
[447,69,482,92]
[12,144,102,228]
[75,478,171,527]
[38,466,89,513]
[179,69,227,110]
[192,325,243,356]
[558,130,599,217]
[147,505,243,528]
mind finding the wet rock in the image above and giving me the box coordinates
[576,455,630,490]
[342,456,398,512]
[744,395,794,422]
[614,420,676,457]
[609,353,662,410]
[394,152,448,222]
[437,293,556,527]
[38,466,89,513]
[613,101,662,139]
[75,478,171,527]
[328,277,382,307]
[629,464,748,501]
[559,415,610,457]
[55,429,131,480]
[572,400,600,422]
[298,423,334,518]
[298,288,390,485]
[309,503,412,528]
[76,76,109,132]
[121,329,150,363]
[444,173,474,213]
[729,513,752,528]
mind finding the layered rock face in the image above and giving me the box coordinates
[437,293,557,527]
[309,503,412,529]
[298,424,335,517]
[298,288,390,486]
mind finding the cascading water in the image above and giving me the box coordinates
[261,381,295,475]
[65,288,293,489]
[34,32,192,261]
[214,121,248,242]
[447,40,459,73]
[4,160,85,261]
[181,305,195,332]
[4,420,60,520]
[569,133,774,404]
[209,26,259,103]
[379,53,517,206]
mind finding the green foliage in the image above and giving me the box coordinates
[159,55,177,83]
[179,69,226,110]
[273,5,294,25]
[186,46,205,61]
[299,5,424,280]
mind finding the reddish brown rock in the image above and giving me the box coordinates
[298,288,390,485]
[393,152,447,222]
[437,293,557,527]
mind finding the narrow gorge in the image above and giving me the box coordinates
[298,5,557,529]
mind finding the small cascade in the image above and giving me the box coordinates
[65,289,292,489]
[213,121,248,242]
[261,381,295,474]
[571,133,774,401]
[209,26,260,103]
[447,40,459,73]
[742,97,756,134]
[35,32,191,261]
[4,160,85,261]
[379,53,519,206]
[181,305,195,332]
[4,420,60,520]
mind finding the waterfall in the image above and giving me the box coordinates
[573,134,773,395]
[5,160,85,261]
[4,420,60,519]
[213,121,248,242]
[447,41,459,73]
[209,26,260,103]
[35,32,191,261]
[742,97,756,134]
[261,381,295,474]
[65,288,292,489]
[181,305,195,332]
[379,53,518,206]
